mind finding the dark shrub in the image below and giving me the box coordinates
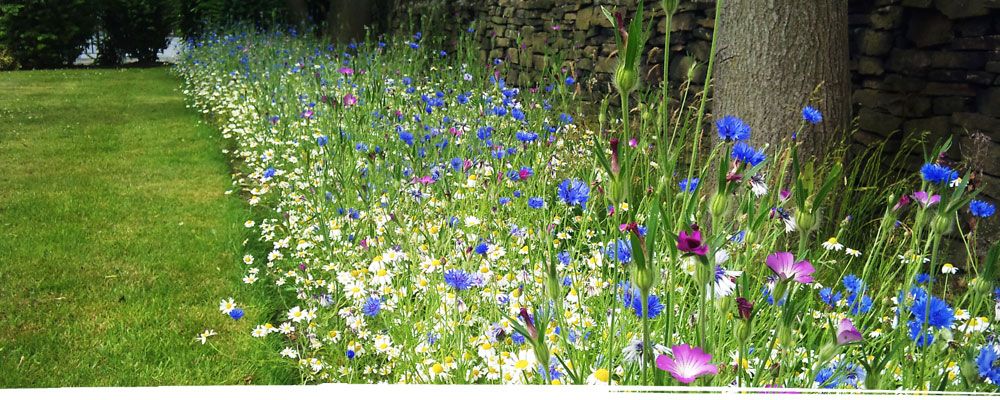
[98,0,177,65]
[0,0,99,68]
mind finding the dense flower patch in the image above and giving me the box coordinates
[177,28,998,390]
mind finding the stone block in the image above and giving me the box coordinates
[858,56,885,75]
[858,29,894,56]
[903,116,951,136]
[925,82,979,96]
[887,49,932,73]
[935,0,990,18]
[858,108,903,135]
[978,87,1000,117]
[933,96,974,114]
[906,10,953,47]
[930,51,987,69]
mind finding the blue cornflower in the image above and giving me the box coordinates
[916,273,934,284]
[399,130,414,146]
[621,283,664,319]
[815,361,865,388]
[909,293,954,329]
[557,251,571,266]
[450,157,463,171]
[263,167,276,179]
[457,93,470,105]
[511,108,526,121]
[362,297,381,317]
[475,242,489,255]
[716,115,751,141]
[565,76,575,85]
[511,332,526,345]
[846,292,873,315]
[562,277,572,286]
[606,239,632,264]
[907,321,935,347]
[842,274,864,293]
[528,197,545,209]
[802,106,823,125]
[229,308,245,320]
[316,135,328,146]
[977,345,1000,385]
[819,288,843,307]
[557,178,590,209]
[679,177,699,193]
[477,126,493,141]
[970,199,996,218]
[444,269,472,291]
[499,197,511,206]
[731,142,766,166]
[920,163,958,185]
[346,349,356,359]
[516,131,538,143]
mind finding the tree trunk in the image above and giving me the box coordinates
[713,0,850,160]
[326,0,374,43]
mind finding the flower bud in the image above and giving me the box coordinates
[710,192,729,219]
[661,0,679,15]
[795,209,817,232]
[931,213,953,234]
[614,62,639,96]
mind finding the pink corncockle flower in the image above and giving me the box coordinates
[655,344,719,384]
[893,193,911,211]
[765,251,815,283]
[779,188,791,202]
[449,127,462,137]
[836,318,863,345]
[519,308,537,340]
[628,138,638,147]
[337,67,354,75]
[910,191,940,207]
[609,138,621,175]
[413,176,435,185]
[343,93,358,107]
[677,225,708,256]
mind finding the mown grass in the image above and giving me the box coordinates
[0,67,294,387]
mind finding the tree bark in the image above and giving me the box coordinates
[326,0,374,43]
[713,0,850,160]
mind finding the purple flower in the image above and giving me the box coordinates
[765,252,815,284]
[676,225,708,256]
[736,297,754,320]
[836,318,863,345]
[655,344,719,384]
[229,308,245,320]
[343,93,358,107]
[519,307,537,340]
[910,191,940,208]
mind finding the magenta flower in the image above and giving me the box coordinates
[677,225,708,256]
[343,93,358,107]
[337,67,354,75]
[765,252,815,283]
[655,344,719,384]
[836,318,863,345]
[910,191,940,208]
[518,307,537,340]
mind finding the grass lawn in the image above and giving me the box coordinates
[0,67,293,387]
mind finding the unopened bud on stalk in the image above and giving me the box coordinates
[634,265,656,292]
[931,213,953,234]
[710,192,729,219]
[661,0,679,15]
[795,209,817,233]
[614,62,639,96]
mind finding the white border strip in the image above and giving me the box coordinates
[2,385,998,400]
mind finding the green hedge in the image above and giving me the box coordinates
[0,0,98,68]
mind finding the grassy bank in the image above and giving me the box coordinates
[0,68,292,387]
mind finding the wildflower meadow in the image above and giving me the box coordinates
[173,5,1000,391]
